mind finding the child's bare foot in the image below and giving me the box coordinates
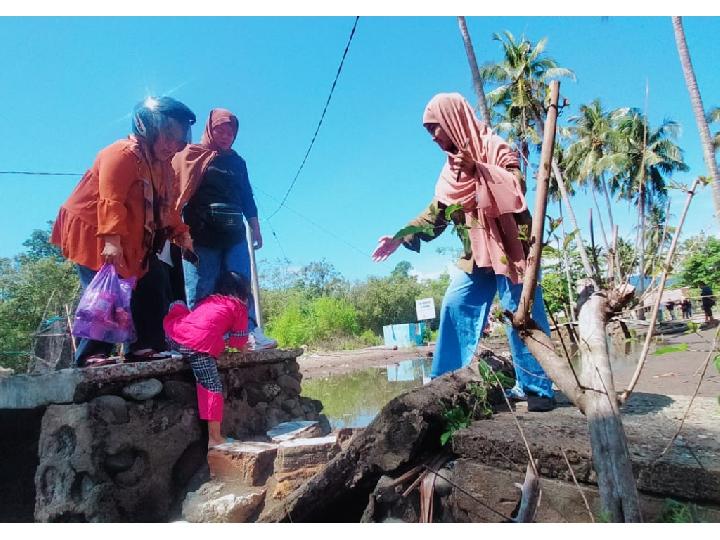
[208,438,227,448]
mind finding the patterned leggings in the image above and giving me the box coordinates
[167,337,224,422]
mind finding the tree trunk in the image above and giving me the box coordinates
[457,16,491,126]
[514,81,642,521]
[601,174,616,233]
[559,201,576,321]
[259,366,494,522]
[513,80,559,327]
[576,293,642,522]
[590,187,610,253]
[638,184,646,295]
[672,16,720,226]
[552,160,595,280]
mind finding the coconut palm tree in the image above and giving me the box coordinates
[565,99,617,234]
[479,31,596,277]
[480,30,575,169]
[601,108,688,292]
[672,16,720,226]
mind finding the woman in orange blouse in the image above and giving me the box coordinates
[52,97,196,366]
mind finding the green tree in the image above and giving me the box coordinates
[295,259,348,298]
[390,261,412,280]
[480,30,575,175]
[0,256,79,371]
[540,270,570,319]
[20,221,64,262]
[680,236,720,288]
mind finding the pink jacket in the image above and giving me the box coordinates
[163,295,249,357]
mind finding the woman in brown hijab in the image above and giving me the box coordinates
[172,108,276,350]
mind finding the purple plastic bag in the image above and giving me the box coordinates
[72,264,137,343]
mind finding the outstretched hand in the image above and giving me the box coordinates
[372,235,402,262]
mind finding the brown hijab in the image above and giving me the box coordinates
[200,108,239,152]
[172,108,240,212]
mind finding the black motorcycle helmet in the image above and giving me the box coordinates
[131,96,196,147]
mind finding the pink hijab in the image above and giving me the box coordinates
[423,93,528,283]
[200,108,239,151]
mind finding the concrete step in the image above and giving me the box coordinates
[207,441,278,486]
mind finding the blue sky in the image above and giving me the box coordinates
[1,15,719,283]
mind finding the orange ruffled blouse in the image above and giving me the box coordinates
[51,137,188,279]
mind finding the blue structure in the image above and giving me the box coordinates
[382,322,427,348]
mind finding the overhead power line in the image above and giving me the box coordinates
[1,168,370,261]
[0,170,81,176]
[265,16,360,221]
[254,185,369,258]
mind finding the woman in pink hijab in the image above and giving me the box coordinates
[372,93,555,411]
[172,108,276,350]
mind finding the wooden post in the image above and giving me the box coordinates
[246,225,264,328]
[512,80,560,328]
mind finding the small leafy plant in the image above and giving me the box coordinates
[439,360,514,445]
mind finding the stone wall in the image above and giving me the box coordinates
[0,349,325,522]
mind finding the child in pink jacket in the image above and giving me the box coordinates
[164,271,250,447]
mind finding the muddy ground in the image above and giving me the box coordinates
[297,325,720,398]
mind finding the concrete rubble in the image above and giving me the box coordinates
[181,421,345,522]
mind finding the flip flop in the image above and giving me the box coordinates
[124,349,172,362]
[84,355,117,368]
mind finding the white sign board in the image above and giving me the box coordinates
[415,297,436,321]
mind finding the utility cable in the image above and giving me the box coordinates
[0,170,81,176]
[266,16,359,221]
[1,168,371,261]
[254,185,369,258]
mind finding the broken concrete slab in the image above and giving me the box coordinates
[182,483,266,523]
[274,435,339,473]
[267,420,322,443]
[0,369,83,409]
[207,441,278,485]
[270,435,340,500]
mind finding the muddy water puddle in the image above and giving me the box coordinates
[301,357,433,429]
[301,341,645,431]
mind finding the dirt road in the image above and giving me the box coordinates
[298,345,435,380]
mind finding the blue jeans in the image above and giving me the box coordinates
[431,267,554,398]
[183,239,258,331]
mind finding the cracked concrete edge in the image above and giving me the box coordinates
[0,348,303,410]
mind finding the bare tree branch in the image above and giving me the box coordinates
[619,177,702,404]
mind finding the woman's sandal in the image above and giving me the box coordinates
[83,355,117,368]
[124,349,172,362]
